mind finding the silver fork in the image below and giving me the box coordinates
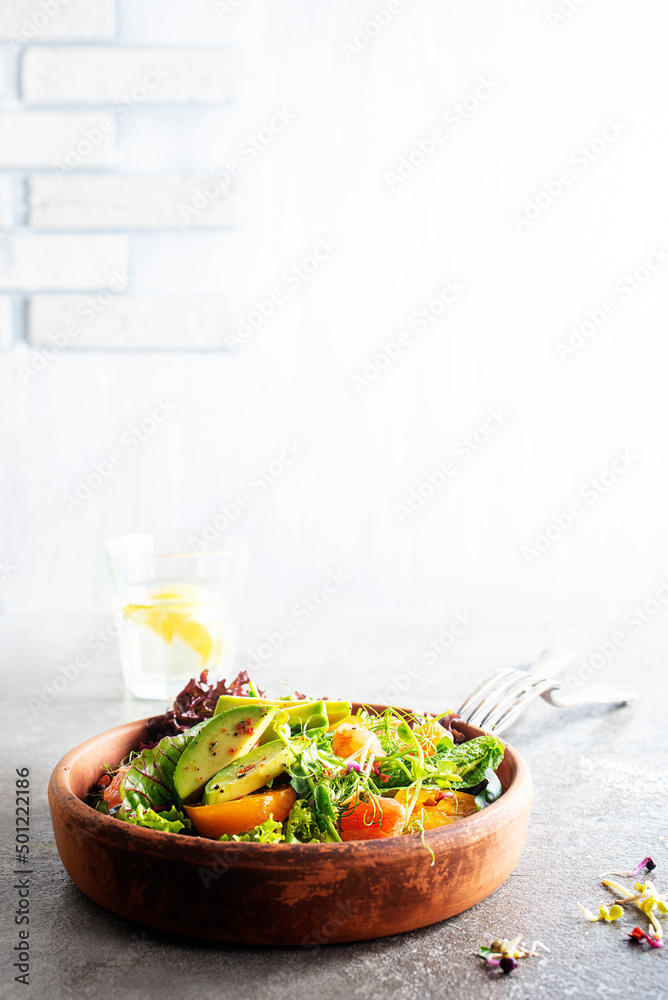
[457,649,635,735]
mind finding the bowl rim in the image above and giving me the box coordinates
[49,711,531,862]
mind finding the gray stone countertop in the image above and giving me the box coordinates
[1,614,666,1000]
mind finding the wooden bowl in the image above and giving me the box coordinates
[48,707,532,945]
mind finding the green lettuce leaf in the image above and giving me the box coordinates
[284,800,327,843]
[120,720,206,814]
[120,805,191,834]
[219,819,284,843]
[474,768,504,810]
[431,734,504,789]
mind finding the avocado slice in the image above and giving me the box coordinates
[260,700,329,744]
[214,695,305,715]
[173,705,277,805]
[202,738,299,805]
[214,694,351,729]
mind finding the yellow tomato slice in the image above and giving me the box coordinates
[395,788,478,830]
[413,719,452,755]
[184,787,296,838]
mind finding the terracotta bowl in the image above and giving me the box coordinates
[48,706,532,945]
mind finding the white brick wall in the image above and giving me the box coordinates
[29,295,233,349]
[29,174,235,230]
[0,296,12,349]
[0,235,128,290]
[0,177,14,229]
[0,113,116,167]
[0,0,116,42]
[0,26,235,348]
[22,47,232,105]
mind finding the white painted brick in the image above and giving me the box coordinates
[0,0,115,42]
[0,177,14,229]
[28,174,235,229]
[0,113,115,167]
[22,47,231,105]
[0,235,128,291]
[0,50,7,100]
[29,295,233,349]
[0,296,12,349]
[118,0,233,44]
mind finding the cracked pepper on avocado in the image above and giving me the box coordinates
[94,671,505,844]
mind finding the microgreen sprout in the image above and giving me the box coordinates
[628,926,664,948]
[612,881,668,914]
[395,721,425,828]
[577,903,624,923]
[499,957,518,973]
[602,879,664,942]
[477,936,541,974]
[599,857,656,878]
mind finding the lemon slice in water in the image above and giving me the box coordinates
[123,586,221,666]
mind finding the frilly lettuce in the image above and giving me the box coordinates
[219,819,284,843]
[119,805,191,833]
[284,800,327,843]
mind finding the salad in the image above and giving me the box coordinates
[94,671,505,846]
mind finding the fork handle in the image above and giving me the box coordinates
[542,685,636,708]
[534,649,636,707]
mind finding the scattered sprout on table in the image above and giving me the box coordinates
[602,879,665,944]
[477,935,545,973]
[577,903,624,923]
[578,856,665,948]
[628,926,664,948]
[599,857,656,878]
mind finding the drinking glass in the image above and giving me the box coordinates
[106,532,248,700]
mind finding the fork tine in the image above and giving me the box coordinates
[486,680,553,733]
[463,671,534,727]
[487,677,557,734]
[460,669,531,727]
[457,668,522,720]
[477,675,551,730]
[457,667,523,717]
